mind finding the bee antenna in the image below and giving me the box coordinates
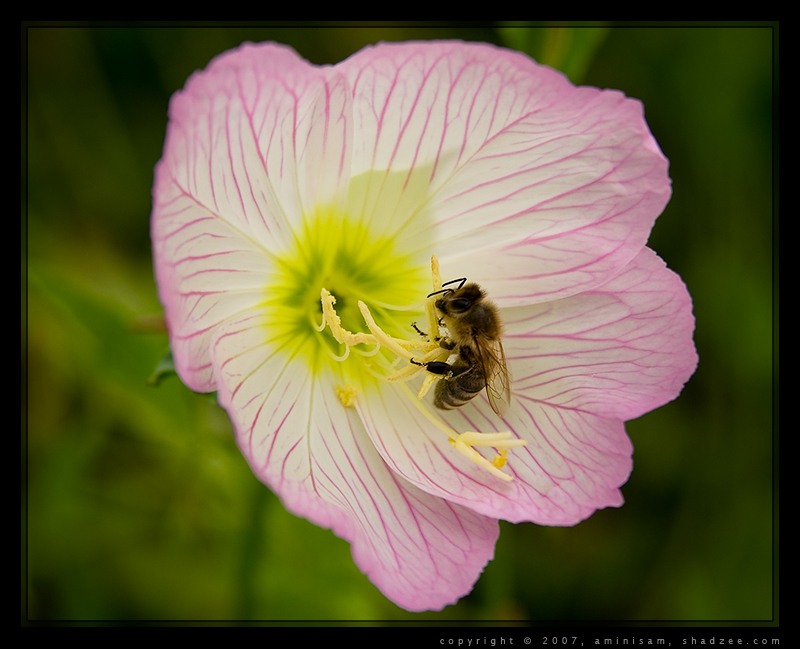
[427,277,467,298]
[442,278,467,290]
[427,287,451,298]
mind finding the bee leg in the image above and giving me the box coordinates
[410,359,454,378]
[410,358,437,370]
[420,361,450,376]
[410,322,428,338]
[420,360,472,380]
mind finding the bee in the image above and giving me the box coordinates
[420,278,511,417]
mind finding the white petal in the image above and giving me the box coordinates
[336,41,670,304]
[152,43,352,390]
[357,382,626,526]
[210,311,498,611]
[504,247,698,420]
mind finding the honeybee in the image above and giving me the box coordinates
[421,278,511,417]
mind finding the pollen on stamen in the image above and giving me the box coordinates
[492,450,509,469]
[336,384,360,407]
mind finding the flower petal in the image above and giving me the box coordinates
[210,310,499,611]
[356,382,627,526]
[336,41,670,304]
[356,247,695,526]
[151,43,352,390]
[505,246,698,420]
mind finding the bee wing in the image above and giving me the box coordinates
[475,337,511,417]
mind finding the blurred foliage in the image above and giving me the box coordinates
[24,24,774,622]
[497,22,610,84]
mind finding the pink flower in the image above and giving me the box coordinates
[151,40,697,611]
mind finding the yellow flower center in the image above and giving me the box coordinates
[263,205,425,385]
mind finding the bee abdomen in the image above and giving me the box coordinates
[433,369,486,410]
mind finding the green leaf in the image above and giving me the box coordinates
[147,349,176,386]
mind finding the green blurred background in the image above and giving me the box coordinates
[24,24,775,622]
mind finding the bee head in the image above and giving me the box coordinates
[435,283,484,315]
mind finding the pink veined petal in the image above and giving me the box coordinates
[151,43,351,391]
[336,41,670,305]
[209,311,499,611]
[505,246,698,421]
[356,247,695,526]
[356,382,629,526]
[499,398,631,524]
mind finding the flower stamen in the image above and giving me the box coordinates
[417,372,439,399]
[357,301,418,361]
[320,289,377,348]
[312,311,326,332]
[398,383,520,483]
[328,342,351,362]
